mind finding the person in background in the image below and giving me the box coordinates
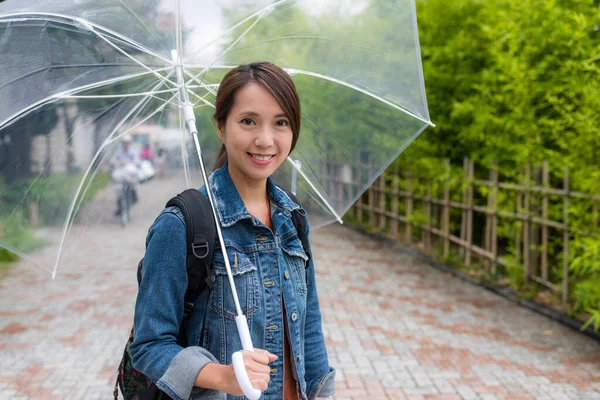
[140,143,154,163]
[155,148,167,178]
[110,134,140,216]
[111,134,140,168]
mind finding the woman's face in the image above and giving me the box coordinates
[217,82,294,185]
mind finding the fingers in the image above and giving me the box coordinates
[246,359,270,375]
[254,348,278,362]
[250,378,269,392]
[240,349,277,366]
[239,350,274,373]
[237,349,278,392]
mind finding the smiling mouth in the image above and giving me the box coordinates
[248,153,275,161]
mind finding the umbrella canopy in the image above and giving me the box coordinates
[0,0,432,276]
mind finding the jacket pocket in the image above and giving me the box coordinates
[211,245,260,320]
[281,235,309,294]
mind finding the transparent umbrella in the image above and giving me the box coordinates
[0,0,432,398]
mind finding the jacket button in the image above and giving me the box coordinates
[291,312,297,322]
[284,271,290,279]
[297,353,302,361]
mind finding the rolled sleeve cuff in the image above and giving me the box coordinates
[156,346,224,400]
[309,368,336,400]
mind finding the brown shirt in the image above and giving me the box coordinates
[283,308,299,400]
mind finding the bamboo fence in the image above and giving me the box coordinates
[348,157,599,306]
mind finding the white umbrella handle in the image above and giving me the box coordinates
[233,315,262,400]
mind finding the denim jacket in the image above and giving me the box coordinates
[130,164,335,400]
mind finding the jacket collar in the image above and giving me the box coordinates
[209,162,301,227]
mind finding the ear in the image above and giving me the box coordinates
[214,117,224,141]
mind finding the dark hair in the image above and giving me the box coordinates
[213,62,301,170]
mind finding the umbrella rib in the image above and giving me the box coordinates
[62,84,210,100]
[0,241,52,274]
[294,189,335,230]
[286,68,434,127]
[410,0,431,124]
[89,95,133,124]
[176,0,184,73]
[99,91,177,149]
[171,49,193,188]
[134,92,180,109]
[83,23,177,90]
[189,11,268,96]
[184,0,292,62]
[0,63,160,92]
[178,103,191,188]
[337,122,430,220]
[63,87,179,99]
[187,89,215,109]
[52,73,176,278]
[286,157,343,224]
[185,70,218,95]
[96,83,177,150]
[187,88,215,109]
[184,70,219,107]
[103,92,179,147]
[117,0,171,55]
[0,12,172,65]
[0,67,170,129]
[192,104,212,110]
[192,97,213,108]
[184,69,218,91]
[179,70,217,108]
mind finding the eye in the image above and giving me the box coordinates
[275,119,289,127]
[240,118,255,126]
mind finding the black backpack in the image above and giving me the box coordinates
[114,188,309,400]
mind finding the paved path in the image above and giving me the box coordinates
[1,175,599,400]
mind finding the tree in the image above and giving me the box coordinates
[0,107,59,182]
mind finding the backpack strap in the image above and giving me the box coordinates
[166,189,216,320]
[116,190,216,399]
[166,187,307,320]
[282,189,311,266]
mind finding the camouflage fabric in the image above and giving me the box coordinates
[115,329,166,400]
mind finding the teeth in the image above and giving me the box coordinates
[251,154,273,161]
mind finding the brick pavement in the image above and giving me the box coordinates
[316,228,600,400]
[1,175,599,400]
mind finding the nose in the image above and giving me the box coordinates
[254,127,274,148]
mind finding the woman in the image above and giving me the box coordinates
[130,62,335,400]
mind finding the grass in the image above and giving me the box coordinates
[0,171,110,267]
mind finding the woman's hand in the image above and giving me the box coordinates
[195,349,277,394]
[223,349,278,396]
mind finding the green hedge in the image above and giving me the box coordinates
[0,171,110,264]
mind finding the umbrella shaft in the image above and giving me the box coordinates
[171,49,244,318]
[191,130,244,317]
